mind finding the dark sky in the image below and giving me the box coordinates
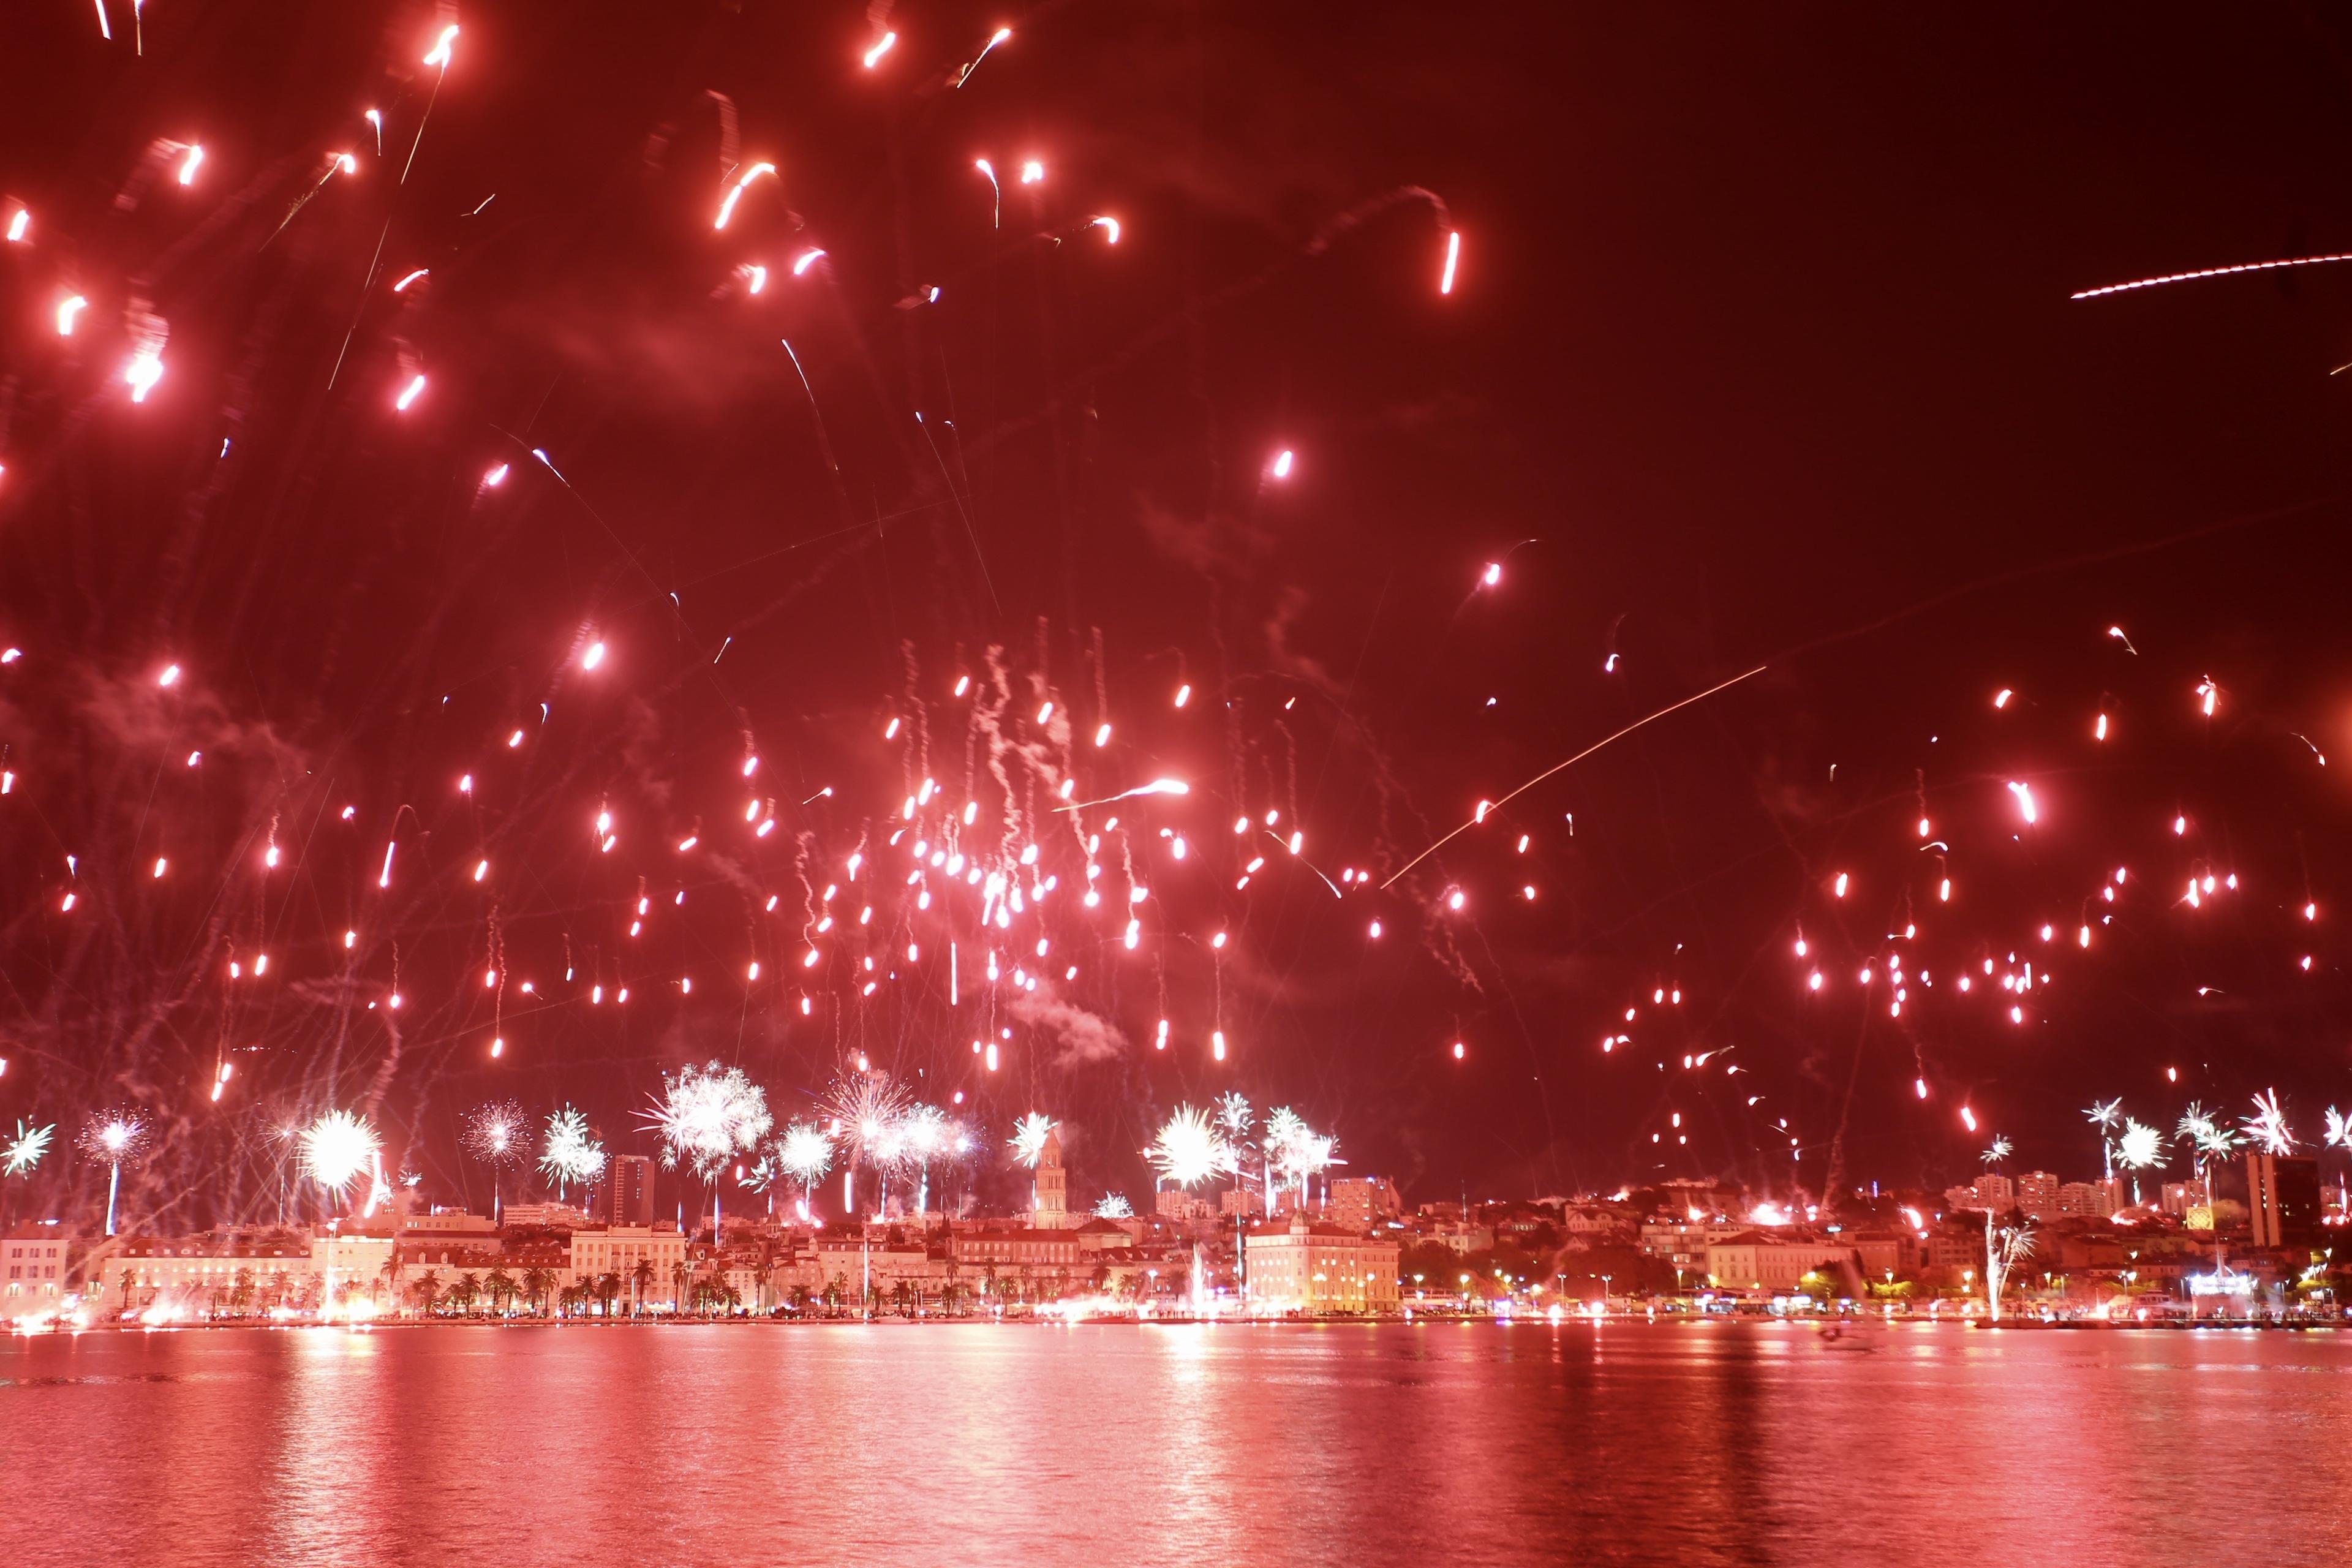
[5,1,2352,1224]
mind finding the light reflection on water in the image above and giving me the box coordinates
[5,1321,2348,1566]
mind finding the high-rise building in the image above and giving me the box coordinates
[1329,1177,1404,1231]
[2057,1182,2115,1218]
[1970,1173,2016,1213]
[2244,1152,2322,1250]
[599,1155,655,1227]
[1031,1127,1068,1229]
[2015,1171,2059,1219]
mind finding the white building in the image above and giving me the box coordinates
[568,1224,687,1309]
[2,1224,74,1317]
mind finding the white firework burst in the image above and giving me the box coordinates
[1148,1104,1226,1189]
[644,1061,772,1177]
[539,1106,606,1190]
[300,1110,381,1199]
[3,1119,55,1177]
[1008,1112,1056,1168]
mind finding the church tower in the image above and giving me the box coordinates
[1033,1126,1069,1229]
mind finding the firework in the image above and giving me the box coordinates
[77,1110,149,1236]
[299,1110,381,1205]
[2115,1118,2162,1203]
[823,1070,912,1216]
[4,1120,54,1177]
[2244,1089,2295,1157]
[1093,1193,1135,1219]
[775,1121,834,1218]
[462,1100,527,1167]
[538,1106,606,1196]
[1978,1134,2012,1167]
[1009,1112,1057,1168]
[1147,1104,1225,1189]
[2071,250,2352,301]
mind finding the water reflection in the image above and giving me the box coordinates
[6,1322,2350,1566]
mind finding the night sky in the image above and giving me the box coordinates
[6,2,2352,1223]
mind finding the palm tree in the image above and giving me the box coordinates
[670,1259,692,1316]
[521,1267,554,1317]
[597,1271,622,1317]
[629,1259,654,1316]
[230,1267,256,1316]
[450,1272,483,1316]
[118,1267,135,1312]
[409,1270,443,1317]
[484,1267,517,1316]
[751,1258,774,1315]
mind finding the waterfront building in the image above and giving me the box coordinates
[2160,1180,2207,1218]
[1638,1217,1742,1280]
[1970,1174,2016,1213]
[1703,1233,1863,1296]
[97,1233,315,1314]
[499,1202,592,1231]
[568,1223,686,1310]
[313,1230,396,1309]
[2,1224,75,1317]
[1242,1213,1402,1315]
[1220,1186,1265,1219]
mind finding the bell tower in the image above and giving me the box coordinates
[1033,1126,1069,1229]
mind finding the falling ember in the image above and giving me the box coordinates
[1440,230,1461,294]
[1212,1030,1227,1061]
[862,31,898,67]
[792,247,826,276]
[176,145,203,185]
[1271,449,1295,479]
[378,842,396,888]
[1833,872,1849,897]
[582,641,606,670]
[394,374,427,410]
[1483,562,1502,587]
[1090,215,1121,244]
[1452,1040,1466,1061]
[715,162,777,230]
[2005,780,2038,824]
[422,24,458,67]
[1020,160,1044,185]
[2072,250,2352,300]
[2095,712,2109,741]
[1959,1106,1978,1133]
[5,209,27,243]
[393,268,429,292]
[2196,679,2217,717]
[484,464,509,487]
[1915,1078,1929,1099]
[1993,688,2012,708]
[1174,682,1191,707]
[124,349,165,402]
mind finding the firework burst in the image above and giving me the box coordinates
[299,1110,382,1204]
[1147,1104,1226,1189]
[538,1106,606,1196]
[1008,1112,1057,1168]
[4,1119,55,1177]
